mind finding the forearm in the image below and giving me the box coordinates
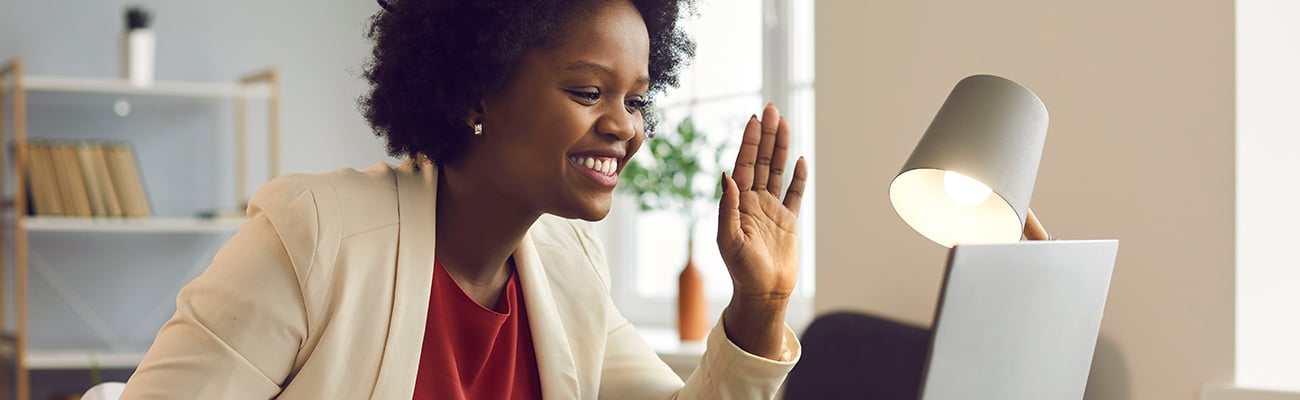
[721,295,789,360]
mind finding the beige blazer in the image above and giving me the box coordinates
[121,161,800,399]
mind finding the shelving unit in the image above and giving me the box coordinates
[0,58,279,400]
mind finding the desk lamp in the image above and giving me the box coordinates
[887,76,1122,400]
[889,74,1052,246]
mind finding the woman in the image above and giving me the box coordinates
[121,0,809,398]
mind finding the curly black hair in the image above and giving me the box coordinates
[359,0,696,166]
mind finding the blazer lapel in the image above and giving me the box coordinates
[515,231,581,399]
[371,160,438,399]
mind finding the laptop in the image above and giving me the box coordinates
[918,239,1120,400]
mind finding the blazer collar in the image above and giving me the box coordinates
[371,160,438,399]
[515,229,581,398]
[372,160,579,399]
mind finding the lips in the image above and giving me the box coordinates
[568,154,621,188]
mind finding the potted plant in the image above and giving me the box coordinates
[620,116,727,341]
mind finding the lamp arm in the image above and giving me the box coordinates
[1023,208,1051,240]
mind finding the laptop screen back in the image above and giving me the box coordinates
[919,240,1119,400]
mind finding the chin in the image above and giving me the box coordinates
[565,206,612,222]
[551,199,613,222]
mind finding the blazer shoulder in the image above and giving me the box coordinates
[244,163,399,278]
[249,162,399,237]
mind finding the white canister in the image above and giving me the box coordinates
[122,29,155,86]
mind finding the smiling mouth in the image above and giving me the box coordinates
[568,155,620,189]
[568,155,619,177]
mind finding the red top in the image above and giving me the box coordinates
[412,260,543,399]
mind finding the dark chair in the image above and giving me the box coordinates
[783,311,932,400]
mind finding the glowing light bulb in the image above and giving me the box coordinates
[943,170,991,207]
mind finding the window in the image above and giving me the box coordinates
[594,0,816,331]
[1234,0,1300,393]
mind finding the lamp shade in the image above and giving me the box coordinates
[889,75,1048,247]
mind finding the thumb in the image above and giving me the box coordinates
[717,172,741,246]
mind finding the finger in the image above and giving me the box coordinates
[752,103,780,192]
[767,116,791,196]
[717,172,742,246]
[783,157,809,216]
[731,114,761,192]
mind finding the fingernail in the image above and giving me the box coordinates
[750,114,758,121]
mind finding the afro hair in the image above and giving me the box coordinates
[359,0,696,165]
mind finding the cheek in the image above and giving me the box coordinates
[504,125,578,174]
[486,101,594,176]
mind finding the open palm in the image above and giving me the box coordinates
[717,103,809,302]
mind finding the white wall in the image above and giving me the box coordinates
[816,1,1235,399]
[1236,0,1300,392]
[0,0,395,180]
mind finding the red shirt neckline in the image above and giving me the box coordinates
[411,259,543,399]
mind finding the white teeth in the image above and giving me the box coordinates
[571,156,618,176]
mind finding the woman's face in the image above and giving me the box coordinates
[454,0,650,222]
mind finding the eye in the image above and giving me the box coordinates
[625,96,649,113]
[566,88,600,104]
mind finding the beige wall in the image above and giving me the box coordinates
[814,1,1234,399]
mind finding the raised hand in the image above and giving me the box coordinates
[717,103,809,360]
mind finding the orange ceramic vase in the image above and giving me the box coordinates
[677,237,708,341]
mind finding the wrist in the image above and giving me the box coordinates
[729,291,791,315]
[722,296,789,360]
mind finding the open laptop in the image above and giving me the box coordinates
[918,239,1119,400]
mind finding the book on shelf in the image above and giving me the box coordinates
[90,143,125,217]
[59,144,93,217]
[104,143,151,217]
[18,140,150,218]
[76,143,107,217]
[25,143,56,216]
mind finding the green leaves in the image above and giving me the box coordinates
[620,116,728,217]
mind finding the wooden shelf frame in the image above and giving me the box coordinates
[0,57,280,400]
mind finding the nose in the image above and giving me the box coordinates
[595,102,640,142]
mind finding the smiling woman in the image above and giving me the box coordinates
[118,0,810,399]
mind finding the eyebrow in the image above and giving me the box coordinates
[564,61,651,87]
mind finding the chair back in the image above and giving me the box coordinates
[783,312,931,400]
